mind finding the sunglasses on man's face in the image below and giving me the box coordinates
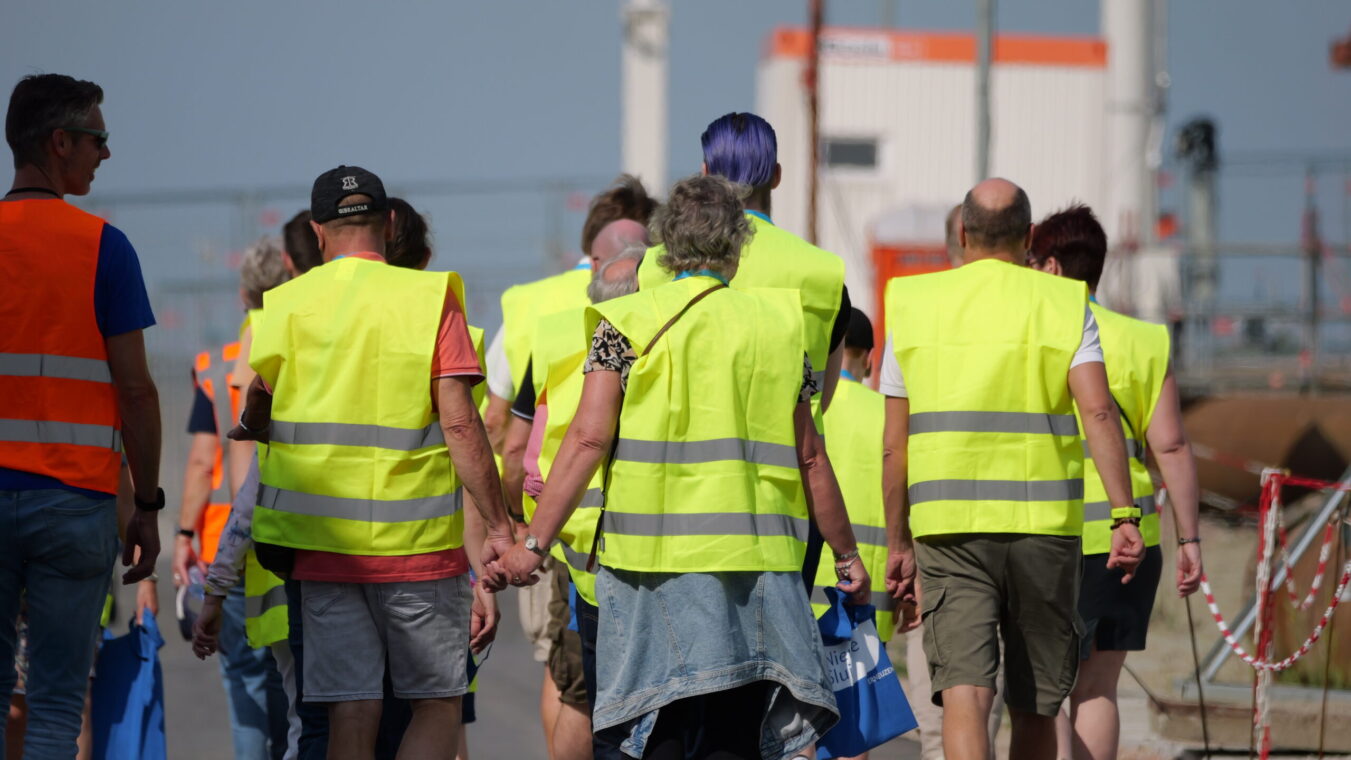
[64,126,108,151]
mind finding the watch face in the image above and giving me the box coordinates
[525,536,538,550]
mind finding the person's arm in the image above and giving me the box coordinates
[461,492,500,653]
[229,326,258,495]
[496,370,622,585]
[435,376,514,589]
[229,376,273,442]
[105,329,162,583]
[1068,361,1144,581]
[821,345,844,412]
[172,432,218,586]
[882,396,919,623]
[1144,368,1203,596]
[500,415,531,523]
[794,403,868,604]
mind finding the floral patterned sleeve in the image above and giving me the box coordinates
[799,353,818,403]
[583,319,637,393]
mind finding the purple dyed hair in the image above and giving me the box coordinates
[700,112,777,188]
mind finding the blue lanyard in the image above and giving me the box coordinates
[840,369,858,382]
[674,269,730,286]
[1089,295,1099,304]
[572,259,591,271]
[745,209,773,225]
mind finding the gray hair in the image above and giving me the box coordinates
[587,243,644,303]
[961,185,1031,251]
[651,175,752,276]
[239,236,290,309]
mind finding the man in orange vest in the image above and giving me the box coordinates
[0,73,162,757]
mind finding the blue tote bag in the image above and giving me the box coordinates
[91,611,167,760]
[815,588,918,759]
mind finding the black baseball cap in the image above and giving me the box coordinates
[310,165,388,223]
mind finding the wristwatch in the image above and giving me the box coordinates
[176,528,197,540]
[1110,516,1141,530]
[135,487,166,512]
[524,534,550,558]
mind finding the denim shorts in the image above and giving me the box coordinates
[300,575,470,702]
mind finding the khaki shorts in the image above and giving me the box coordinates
[546,563,588,706]
[518,558,557,663]
[915,533,1082,717]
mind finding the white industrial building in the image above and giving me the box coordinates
[756,26,1114,318]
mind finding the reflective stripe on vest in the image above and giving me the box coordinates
[1078,303,1170,554]
[886,259,1089,538]
[500,266,591,401]
[251,259,468,556]
[0,353,112,383]
[811,379,895,641]
[0,200,121,493]
[591,279,808,574]
[244,584,287,619]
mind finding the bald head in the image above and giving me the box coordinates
[589,218,649,269]
[960,178,1032,260]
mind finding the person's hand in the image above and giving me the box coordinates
[833,555,871,606]
[122,508,160,584]
[512,521,530,544]
[493,543,545,589]
[1107,522,1145,583]
[1176,542,1203,597]
[477,533,517,592]
[191,594,226,659]
[885,544,917,604]
[226,423,268,444]
[172,534,202,587]
[469,583,501,654]
[135,578,159,625]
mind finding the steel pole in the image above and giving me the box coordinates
[975,0,994,182]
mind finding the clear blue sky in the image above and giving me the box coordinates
[3,1,1348,350]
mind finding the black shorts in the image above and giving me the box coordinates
[1078,544,1162,658]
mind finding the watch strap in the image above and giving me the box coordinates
[135,487,167,512]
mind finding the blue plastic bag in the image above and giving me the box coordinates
[815,587,918,759]
[91,611,167,760]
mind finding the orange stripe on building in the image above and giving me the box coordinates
[765,27,1106,68]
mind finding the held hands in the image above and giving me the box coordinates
[469,583,500,654]
[491,542,545,589]
[191,594,226,660]
[1176,542,1203,597]
[1107,522,1146,583]
[885,545,917,605]
[477,533,517,592]
[135,578,159,625]
[172,534,206,587]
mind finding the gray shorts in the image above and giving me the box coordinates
[300,575,471,702]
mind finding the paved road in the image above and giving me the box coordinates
[112,561,918,759]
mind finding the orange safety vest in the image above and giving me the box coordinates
[0,200,122,494]
[192,341,241,563]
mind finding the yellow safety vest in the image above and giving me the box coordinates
[244,549,287,648]
[885,259,1089,538]
[812,377,894,641]
[251,257,466,555]
[529,306,605,605]
[499,264,592,401]
[589,276,808,573]
[1079,303,1169,555]
[638,212,844,391]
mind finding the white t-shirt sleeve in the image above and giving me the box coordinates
[1069,306,1104,368]
[485,325,513,399]
[878,333,907,398]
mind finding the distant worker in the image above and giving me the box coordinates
[486,175,656,757]
[505,220,648,760]
[881,178,1144,760]
[497,174,868,758]
[1028,205,1203,760]
[637,112,849,412]
[175,237,292,760]
[1,73,162,757]
[229,167,512,758]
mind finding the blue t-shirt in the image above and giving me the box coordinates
[0,222,157,497]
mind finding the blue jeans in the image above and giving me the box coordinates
[219,582,281,760]
[0,488,118,760]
